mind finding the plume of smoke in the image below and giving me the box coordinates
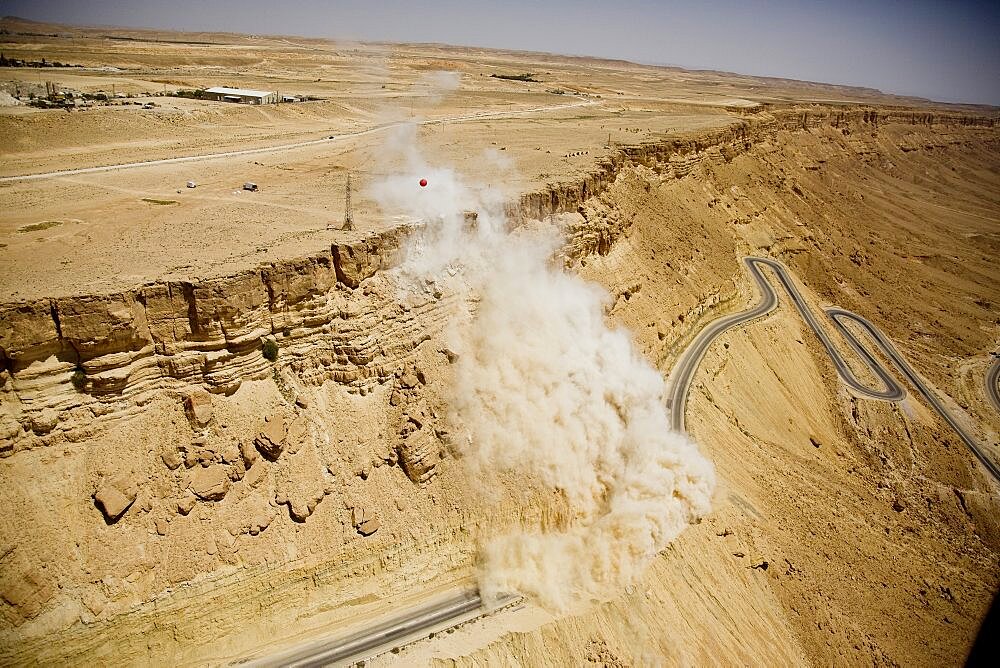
[373,76,715,614]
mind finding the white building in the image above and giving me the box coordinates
[203,86,278,105]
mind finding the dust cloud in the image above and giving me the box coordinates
[371,75,715,613]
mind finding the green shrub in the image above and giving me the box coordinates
[71,368,86,391]
[262,339,279,362]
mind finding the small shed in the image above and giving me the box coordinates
[203,87,278,105]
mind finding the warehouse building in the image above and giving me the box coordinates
[203,86,278,105]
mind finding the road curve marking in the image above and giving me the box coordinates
[668,256,999,484]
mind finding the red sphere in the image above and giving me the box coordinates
[419,178,428,187]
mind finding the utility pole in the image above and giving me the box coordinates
[342,172,354,231]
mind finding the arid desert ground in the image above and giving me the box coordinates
[1,15,999,667]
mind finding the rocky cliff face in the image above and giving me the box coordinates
[1,106,996,458]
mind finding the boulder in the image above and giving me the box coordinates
[190,465,231,501]
[351,505,380,536]
[183,390,213,427]
[255,417,287,460]
[239,439,258,468]
[176,493,196,515]
[94,478,136,523]
[398,426,440,484]
[30,408,59,435]
[357,517,380,536]
[399,370,420,389]
[161,447,182,471]
[351,505,367,527]
[389,389,403,406]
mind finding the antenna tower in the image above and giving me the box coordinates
[342,173,354,231]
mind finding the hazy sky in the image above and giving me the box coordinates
[4,0,999,105]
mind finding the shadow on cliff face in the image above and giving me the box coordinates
[966,590,999,667]
[367,73,716,613]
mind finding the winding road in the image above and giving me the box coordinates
[667,256,1000,483]
[987,356,1000,415]
[0,99,595,183]
[244,591,518,667]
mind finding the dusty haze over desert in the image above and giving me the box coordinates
[0,4,998,667]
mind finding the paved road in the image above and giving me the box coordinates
[668,256,999,483]
[987,356,1000,415]
[0,99,595,183]
[243,590,519,667]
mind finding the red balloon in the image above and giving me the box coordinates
[419,179,428,187]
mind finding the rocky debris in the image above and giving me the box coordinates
[439,347,459,363]
[399,370,420,389]
[892,498,906,512]
[255,416,287,460]
[189,465,231,501]
[220,442,242,466]
[351,505,380,536]
[177,437,226,469]
[183,389,213,427]
[394,397,442,483]
[295,395,309,409]
[239,439,258,468]
[161,447,182,471]
[281,491,324,523]
[176,493,196,516]
[389,389,403,406]
[395,362,426,391]
[0,412,21,442]
[154,517,169,536]
[224,493,277,537]
[243,461,267,489]
[398,425,440,484]
[274,446,333,522]
[94,477,137,523]
[30,408,58,435]
[285,416,309,456]
[358,518,380,536]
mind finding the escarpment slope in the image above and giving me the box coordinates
[1,106,999,666]
[434,112,1000,666]
[2,105,995,455]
